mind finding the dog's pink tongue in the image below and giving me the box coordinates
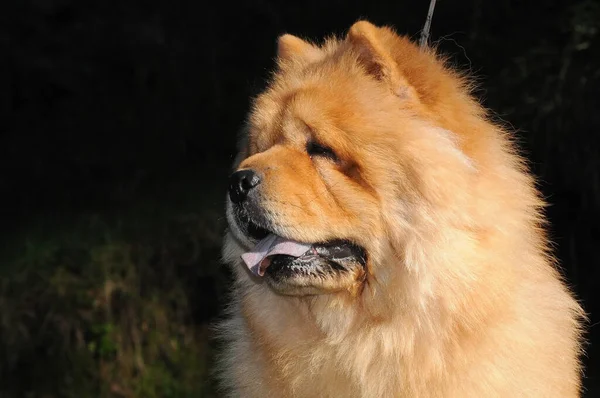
[241,234,312,276]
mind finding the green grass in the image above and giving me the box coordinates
[0,180,229,397]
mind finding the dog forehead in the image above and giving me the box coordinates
[247,61,392,155]
[248,89,327,143]
[254,60,360,114]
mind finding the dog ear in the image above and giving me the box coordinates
[347,21,417,100]
[277,34,322,66]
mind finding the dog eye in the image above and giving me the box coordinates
[306,141,338,162]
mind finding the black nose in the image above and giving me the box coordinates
[229,169,261,204]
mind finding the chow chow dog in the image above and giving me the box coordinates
[217,20,585,397]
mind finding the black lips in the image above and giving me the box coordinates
[265,240,366,280]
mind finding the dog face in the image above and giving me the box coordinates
[225,71,383,296]
[224,22,476,297]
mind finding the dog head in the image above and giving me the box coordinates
[224,21,477,297]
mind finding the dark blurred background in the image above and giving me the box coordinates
[0,0,598,396]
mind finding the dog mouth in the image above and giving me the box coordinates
[237,218,367,291]
[242,234,366,275]
[262,241,367,285]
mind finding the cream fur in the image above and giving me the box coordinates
[215,21,585,398]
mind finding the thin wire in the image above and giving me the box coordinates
[419,0,438,48]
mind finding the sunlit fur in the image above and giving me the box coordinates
[215,21,585,397]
